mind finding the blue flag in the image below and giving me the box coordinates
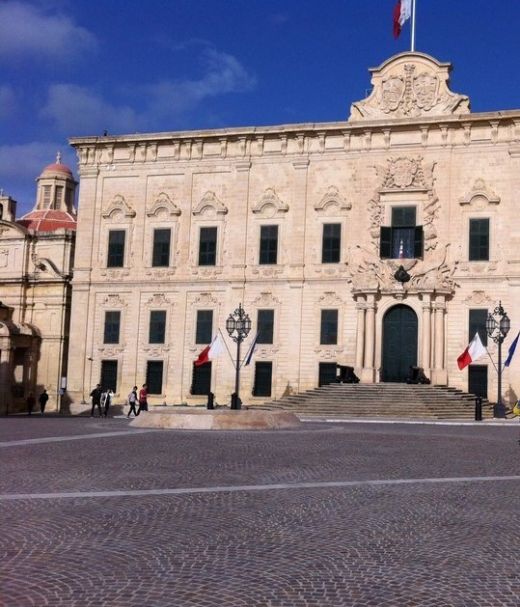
[504,330,520,367]
[244,333,259,366]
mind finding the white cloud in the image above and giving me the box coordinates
[41,47,256,135]
[41,84,139,135]
[0,1,97,61]
[0,86,16,120]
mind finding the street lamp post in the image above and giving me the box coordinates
[486,301,511,418]
[226,303,251,410]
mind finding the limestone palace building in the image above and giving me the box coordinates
[60,52,519,410]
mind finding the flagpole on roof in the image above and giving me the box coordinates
[411,0,416,51]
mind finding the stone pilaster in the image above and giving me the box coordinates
[361,293,376,383]
[431,296,447,385]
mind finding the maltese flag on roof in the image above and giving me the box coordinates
[393,0,412,39]
[457,333,487,371]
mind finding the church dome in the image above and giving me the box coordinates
[17,209,77,233]
[38,152,74,179]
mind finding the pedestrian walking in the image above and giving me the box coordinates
[27,393,36,415]
[89,384,103,417]
[101,388,113,418]
[38,390,49,415]
[127,386,138,418]
[137,384,148,416]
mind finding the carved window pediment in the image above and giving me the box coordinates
[252,188,289,215]
[102,195,136,219]
[314,186,351,213]
[192,191,227,217]
[459,179,500,206]
[147,193,181,218]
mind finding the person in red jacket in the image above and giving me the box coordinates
[137,384,148,415]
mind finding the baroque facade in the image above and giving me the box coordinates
[67,52,520,408]
[0,157,76,414]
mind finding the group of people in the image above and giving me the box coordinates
[26,390,49,415]
[89,383,148,418]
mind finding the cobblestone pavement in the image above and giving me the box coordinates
[1,417,520,606]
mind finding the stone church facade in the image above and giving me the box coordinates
[0,158,76,414]
[66,52,520,408]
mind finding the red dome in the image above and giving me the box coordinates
[18,209,77,233]
[41,163,73,176]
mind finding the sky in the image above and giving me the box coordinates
[1,0,519,215]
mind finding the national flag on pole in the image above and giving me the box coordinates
[244,333,259,366]
[504,330,520,368]
[194,334,225,366]
[393,0,412,39]
[457,332,487,371]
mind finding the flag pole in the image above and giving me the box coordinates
[218,329,236,367]
[411,0,416,52]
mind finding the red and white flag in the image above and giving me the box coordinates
[457,333,487,370]
[393,0,412,39]
[194,334,225,366]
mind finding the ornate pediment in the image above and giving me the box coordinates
[314,186,351,213]
[252,292,282,307]
[349,52,470,122]
[147,193,181,218]
[192,191,227,216]
[459,179,500,206]
[252,188,289,215]
[31,255,66,278]
[102,195,136,219]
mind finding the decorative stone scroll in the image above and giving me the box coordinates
[147,193,181,218]
[252,188,289,215]
[459,179,500,206]
[314,186,351,213]
[349,52,470,121]
[102,195,136,219]
[192,191,228,216]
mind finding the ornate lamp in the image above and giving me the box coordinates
[226,304,251,409]
[486,301,511,418]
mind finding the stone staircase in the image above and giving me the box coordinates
[256,383,494,420]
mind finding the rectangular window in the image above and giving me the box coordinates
[259,225,278,265]
[469,218,490,261]
[468,365,488,399]
[253,362,273,397]
[322,223,341,263]
[392,206,416,227]
[100,360,118,392]
[469,309,488,347]
[320,309,338,345]
[107,230,126,268]
[146,361,163,395]
[196,310,213,344]
[54,186,64,209]
[42,185,51,208]
[381,206,423,259]
[103,311,121,344]
[257,309,274,344]
[199,227,217,266]
[191,362,212,395]
[152,228,171,267]
[149,310,166,344]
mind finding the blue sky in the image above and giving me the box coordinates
[1,0,519,215]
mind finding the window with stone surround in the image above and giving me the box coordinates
[100,360,118,392]
[198,227,217,266]
[196,310,213,344]
[257,309,274,344]
[380,206,423,259]
[252,362,272,397]
[320,309,338,345]
[469,308,488,346]
[152,228,171,267]
[322,223,341,263]
[146,361,163,395]
[103,311,121,344]
[259,225,278,265]
[107,230,126,268]
[149,310,166,344]
[469,218,489,261]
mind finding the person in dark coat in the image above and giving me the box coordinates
[89,384,103,417]
[127,386,138,418]
[38,390,49,415]
[27,393,36,415]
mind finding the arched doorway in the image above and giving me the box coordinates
[381,304,418,382]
